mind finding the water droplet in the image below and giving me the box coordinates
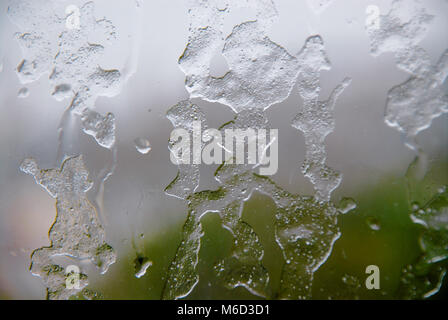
[134,256,152,278]
[411,202,420,211]
[338,198,357,214]
[162,0,353,301]
[366,216,381,231]
[367,0,446,144]
[134,137,151,154]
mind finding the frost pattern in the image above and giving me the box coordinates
[366,0,448,147]
[7,0,123,149]
[134,137,151,155]
[292,36,351,202]
[20,156,116,300]
[163,0,353,300]
[399,186,448,299]
[81,110,116,149]
[163,164,347,300]
[7,0,135,299]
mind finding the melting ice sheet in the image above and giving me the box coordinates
[9,0,141,299]
[20,156,116,300]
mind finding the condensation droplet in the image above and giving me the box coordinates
[17,87,29,98]
[366,216,381,231]
[134,256,152,278]
[134,137,151,154]
[338,197,357,214]
[411,202,420,211]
